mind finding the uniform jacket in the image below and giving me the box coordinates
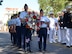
[63,12,72,28]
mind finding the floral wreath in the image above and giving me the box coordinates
[25,11,39,30]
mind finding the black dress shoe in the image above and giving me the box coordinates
[43,49,46,52]
[39,49,42,52]
[61,43,66,45]
[18,47,21,49]
[66,46,70,48]
[28,50,32,53]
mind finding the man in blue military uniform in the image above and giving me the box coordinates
[20,4,32,52]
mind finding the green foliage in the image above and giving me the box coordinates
[38,0,69,16]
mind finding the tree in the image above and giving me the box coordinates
[65,0,72,6]
[38,0,68,16]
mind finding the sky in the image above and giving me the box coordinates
[0,0,40,21]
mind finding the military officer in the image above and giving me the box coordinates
[49,11,58,43]
[15,13,21,48]
[37,9,50,52]
[19,4,32,52]
[58,11,67,44]
[8,14,16,46]
[63,5,72,48]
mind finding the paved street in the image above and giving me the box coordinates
[0,32,72,54]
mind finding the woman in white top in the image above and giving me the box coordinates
[13,13,21,48]
[38,9,50,51]
[8,15,16,45]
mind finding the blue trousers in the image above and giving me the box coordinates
[16,26,21,48]
[21,26,27,49]
[26,28,32,50]
[38,28,47,50]
[9,28,16,45]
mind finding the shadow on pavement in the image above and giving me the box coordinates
[0,32,72,54]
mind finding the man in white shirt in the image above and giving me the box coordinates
[55,17,61,43]
[49,12,58,43]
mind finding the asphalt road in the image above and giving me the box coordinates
[0,32,72,54]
